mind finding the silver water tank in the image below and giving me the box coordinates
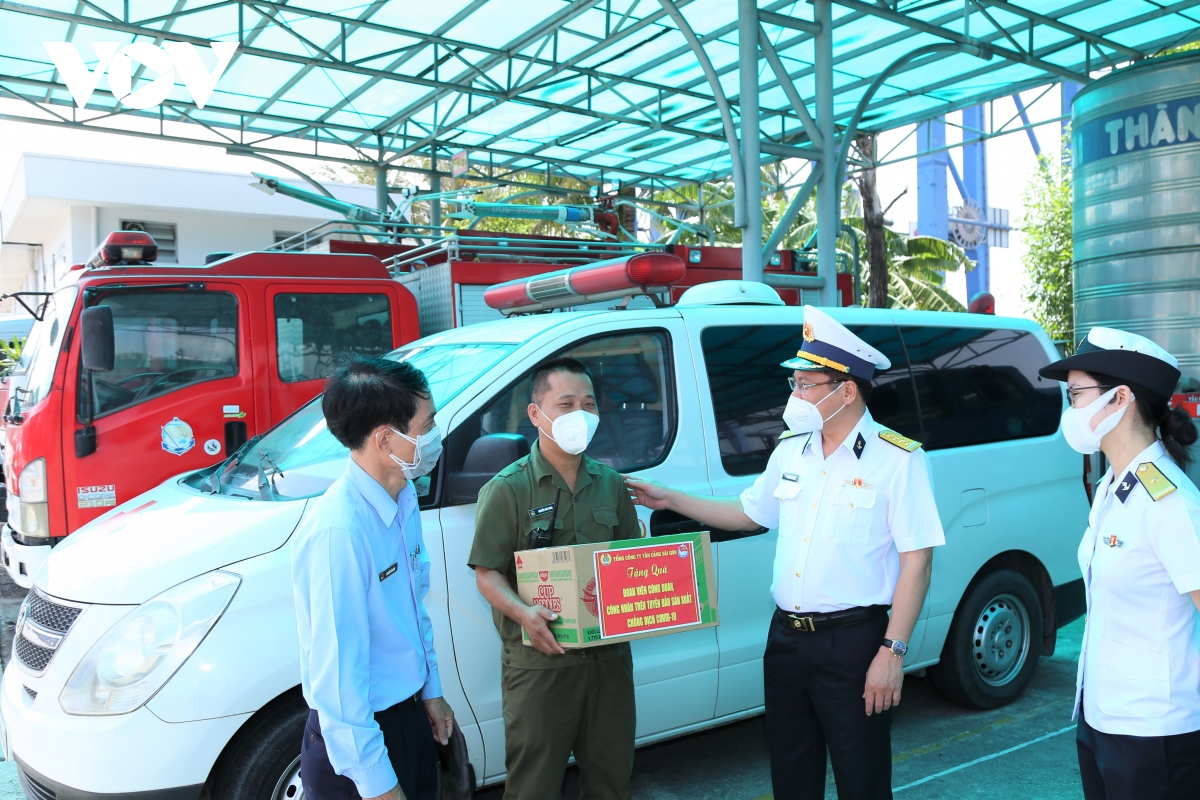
[1073,51,1200,393]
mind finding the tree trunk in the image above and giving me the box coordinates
[855,133,889,308]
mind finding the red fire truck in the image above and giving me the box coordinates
[285,226,852,335]
[3,218,852,587]
[1,231,418,586]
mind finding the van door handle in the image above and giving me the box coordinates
[649,509,767,542]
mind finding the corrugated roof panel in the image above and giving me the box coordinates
[445,0,568,43]
[217,56,302,103]
[366,0,480,36]
[3,0,1199,189]
[342,79,429,117]
[277,69,371,108]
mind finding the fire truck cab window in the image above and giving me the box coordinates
[89,292,239,418]
[477,330,674,473]
[274,293,392,383]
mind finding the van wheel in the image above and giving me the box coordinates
[209,694,307,800]
[929,568,1043,710]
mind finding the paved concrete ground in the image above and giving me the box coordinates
[0,562,1084,799]
[479,619,1086,799]
[0,568,27,796]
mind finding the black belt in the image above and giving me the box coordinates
[774,604,890,632]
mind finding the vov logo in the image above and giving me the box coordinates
[43,41,237,110]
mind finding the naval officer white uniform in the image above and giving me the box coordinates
[1040,327,1200,800]
[626,306,945,800]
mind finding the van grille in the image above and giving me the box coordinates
[15,637,53,672]
[22,685,36,700]
[15,589,85,674]
[18,768,56,799]
[26,591,82,632]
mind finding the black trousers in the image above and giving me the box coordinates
[1077,709,1200,800]
[764,610,892,800]
[301,697,438,800]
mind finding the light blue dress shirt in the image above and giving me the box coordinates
[292,458,442,798]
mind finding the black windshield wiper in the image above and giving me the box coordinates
[206,434,264,494]
[256,448,285,501]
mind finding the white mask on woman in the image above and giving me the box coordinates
[782,386,846,434]
[389,426,443,480]
[1060,387,1128,454]
[536,406,600,455]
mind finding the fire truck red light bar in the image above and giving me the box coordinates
[87,231,159,269]
[484,253,686,314]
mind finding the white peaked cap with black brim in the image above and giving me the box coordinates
[1038,327,1181,399]
[780,306,891,381]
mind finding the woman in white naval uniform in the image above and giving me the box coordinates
[1039,327,1200,800]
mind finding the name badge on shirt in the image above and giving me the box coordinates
[528,503,556,518]
[781,473,800,483]
[379,563,398,582]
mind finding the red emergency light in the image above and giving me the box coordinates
[484,252,686,315]
[968,291,995,315]
[86,231,159,269]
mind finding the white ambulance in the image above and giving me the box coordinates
[0,258,1088,799]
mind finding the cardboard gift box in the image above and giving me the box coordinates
[514,531,718,648]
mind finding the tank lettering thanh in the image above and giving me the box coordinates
[1077,94,1200,164]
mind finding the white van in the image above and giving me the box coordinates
[1,283,1088,798]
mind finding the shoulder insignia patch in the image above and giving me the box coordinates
[1135,462,1176,501]
[878,429,922,452]
[779,430,802,441]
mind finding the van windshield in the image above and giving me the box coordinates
[16,287,77,409]
[211,342,515,500]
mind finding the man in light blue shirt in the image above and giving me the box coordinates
[293,354,454,800]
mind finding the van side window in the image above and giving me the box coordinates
[476,331,674,473]
[274,293,392,382]
[87,292,238,418]
[701,323,916,476]
[899,326,1061,450]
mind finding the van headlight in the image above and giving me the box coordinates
[59,571,240,715]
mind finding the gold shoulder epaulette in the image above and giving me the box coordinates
[1135,462,1176,501]
[878,429,922,452]
[779,430,802,441]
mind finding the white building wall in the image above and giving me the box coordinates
[0,154,379,306]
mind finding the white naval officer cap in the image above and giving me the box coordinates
[780,305,891,381]
[1039,327,1181,399]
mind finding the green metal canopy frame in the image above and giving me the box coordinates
[1,0,1198,299]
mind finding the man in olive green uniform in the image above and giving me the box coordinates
[469,356,639,800]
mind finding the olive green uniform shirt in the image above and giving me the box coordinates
[468,440,641,669]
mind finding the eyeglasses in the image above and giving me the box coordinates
[1066,384,1113,407]
[789,377,846,393]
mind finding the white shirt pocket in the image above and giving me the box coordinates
[772,479,804,538]
[821,486,878,546]
[1095,638,1170,718]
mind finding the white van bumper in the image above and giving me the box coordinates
[1,524,49,589]
[1,660,249,798]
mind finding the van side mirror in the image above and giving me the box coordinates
[448,433,530,505]
[80,306,115,373]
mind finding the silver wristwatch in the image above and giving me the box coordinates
[882,638,907,658]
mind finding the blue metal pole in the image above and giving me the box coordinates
[916,118,948,240]
[814,0,837,306]
[962,105,989,296]
[1011,94,1042,158]
[739,0,762,282]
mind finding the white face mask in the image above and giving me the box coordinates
[536,406,600,455]
[782,385,846,434]
[1060,387,1127,455]
[388,425,443,480]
